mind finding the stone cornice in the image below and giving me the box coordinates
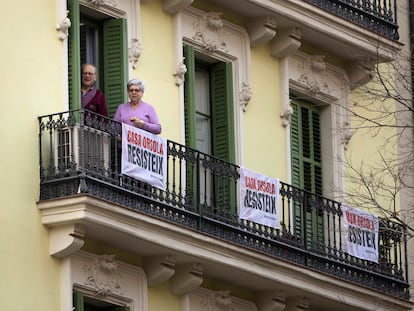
[38,196,413,311]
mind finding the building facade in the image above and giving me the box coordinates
[1,0,413,310]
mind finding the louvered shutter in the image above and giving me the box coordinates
[183,45,197,207]
[183,45,197,148]
[290,99,324,249]
[210,62,235,162]
[67,0,81,111]
[210,62,236,211]
[103,18,128,118]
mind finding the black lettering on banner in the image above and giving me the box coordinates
[348,225,376,250]
[243,189,276,214]
[127,144,164,175]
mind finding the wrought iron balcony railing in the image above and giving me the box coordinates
[38,110,409,299]
[304,0,399,40]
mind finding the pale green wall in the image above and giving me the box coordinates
[0,0,64,310]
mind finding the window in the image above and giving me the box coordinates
[73,290,130,311]
[67,0,128,117]
[183,45,236,210]
[183,45,235,161]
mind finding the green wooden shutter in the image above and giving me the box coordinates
[210,62,235,162]
[73,291,84,311]
[290,99,324,249]
[103,18,128,118]
[183,45,197,148]
[210,62,236,211]
[183,45,197,207]
[67,0,81,111]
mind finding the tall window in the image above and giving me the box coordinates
[290,97,324,249]
[183,45,235,161]
[67,0,128,117]
[183,45,236,210]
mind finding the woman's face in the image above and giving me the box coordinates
[128,85,143,103]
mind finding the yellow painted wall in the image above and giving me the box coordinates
[243,44,287,181]
[0,0,64,310]
[133,0,181,143]
[346,64,400,214]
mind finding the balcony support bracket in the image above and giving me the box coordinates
[170,263,203,295]
[49,223,85,258]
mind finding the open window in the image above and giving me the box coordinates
[67,0,128,118]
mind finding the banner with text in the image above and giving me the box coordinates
[121,123,167,190]
[342,205,379,263]
[239,167,280,229]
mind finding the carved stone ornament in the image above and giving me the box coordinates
[239,82,252,112]
[298,55,330,95]
[173,60,187,85]
[86,0,117,8]
[200,290,233,311]
[56,11,71,41]
[280,101,294,127]
[341,121,353,150]
[193,12,228,53]
[129,38,143,69]
[83,254,123,296]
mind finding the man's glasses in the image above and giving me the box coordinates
[129,88,142,93]
[82,72,96,76]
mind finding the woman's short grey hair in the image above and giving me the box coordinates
[127,79,145,92]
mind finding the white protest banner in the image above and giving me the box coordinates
[239,167,280,229]
[342,205,379,263]
[121,123,167,190]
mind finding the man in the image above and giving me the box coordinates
[81,63,108,117]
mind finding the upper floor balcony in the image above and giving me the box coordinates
[201,0,401,72]
[37,110,410,306]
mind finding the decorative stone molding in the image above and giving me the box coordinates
[83,254,123,296]
[247,16,277,48]
[49,223,84,258]
[129,38,143,69]
[240,82,253,112]
[173,60,187,85]
[56,11,71,41]
[193,11,228,53]
[280,100,294,127]
[341,121,353,150]
[182,287,257,311]
[170,263,203,295]
[144,255,176,286]
[346,58,375,89]
[270,27,302,58]
[163,0,193,14]
[201,290,233,310]
[255,290,286,311]
[298,55,331,95]
[71,251,148,311]
[86,0,117,8]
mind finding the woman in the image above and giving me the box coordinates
[113,79,162,135]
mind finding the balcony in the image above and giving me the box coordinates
[303,0,399,40]
[38,110,409,301]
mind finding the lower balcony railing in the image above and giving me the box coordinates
[38,109,409,299]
